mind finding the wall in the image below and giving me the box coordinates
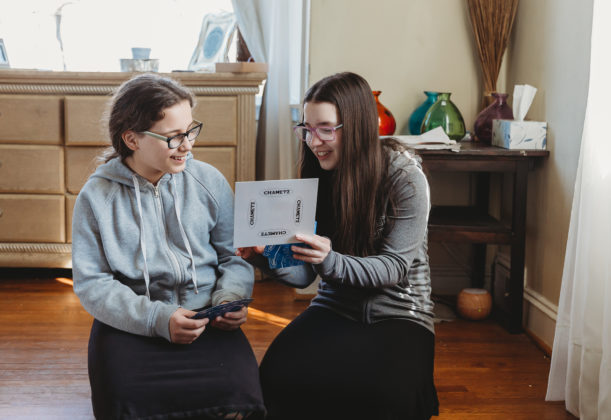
[309,0,594,348]
[309,0,481,132]
[506,0,593,347]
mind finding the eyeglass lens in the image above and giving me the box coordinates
[168,124,202,148]
[294,126,336,142]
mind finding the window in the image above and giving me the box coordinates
[0,0,235,72]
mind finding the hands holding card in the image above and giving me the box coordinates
[191,298,252,330]
[170,299,253,343]
[191,298,253,320]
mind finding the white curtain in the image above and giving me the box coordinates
[232,0,308,180]
[545,0,611,418]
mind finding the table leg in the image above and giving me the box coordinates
[506,161,529,333]
[472,173,490,288]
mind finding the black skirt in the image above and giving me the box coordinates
[259,306,439,420]
[88,319,265,420]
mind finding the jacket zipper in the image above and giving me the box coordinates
[153,184,183,305]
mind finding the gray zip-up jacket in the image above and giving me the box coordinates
[251,151,435,333]
[72,156,253,342]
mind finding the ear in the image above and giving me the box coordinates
[122,131,139,151]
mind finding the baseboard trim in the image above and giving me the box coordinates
[524,286,558,321]
[523,286,558,356]
[525,327,552,357]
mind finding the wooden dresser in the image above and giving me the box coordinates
[0,70,266,268]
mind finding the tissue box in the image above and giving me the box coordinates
[492,119,547,150]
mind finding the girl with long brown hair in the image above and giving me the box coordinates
[238,72,438,419]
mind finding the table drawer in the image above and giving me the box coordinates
[191,147,235,186]
[0,194,65,242]
[0,95,62,144]
[65,147,106,194]
[192,96,237,146]
[0,145,64,193]
[64,96,111,146]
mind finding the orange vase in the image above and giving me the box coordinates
[373,90,396,135]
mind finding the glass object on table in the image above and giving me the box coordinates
[421,92,466,141]
[408,91,439,135]
[473,92,514,144]
[373,90,396,135]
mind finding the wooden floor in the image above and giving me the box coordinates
[0,269,575,419]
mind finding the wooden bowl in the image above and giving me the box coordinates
[456,288,492,320]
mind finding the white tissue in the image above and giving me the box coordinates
[512,84,537,121]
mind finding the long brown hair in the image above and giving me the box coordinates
[103,73,195,162]
[299,72,401,256]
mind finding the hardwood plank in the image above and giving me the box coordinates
[0,269,576,419]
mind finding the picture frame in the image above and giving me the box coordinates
[0,39,9,68]
[188,11,236,71]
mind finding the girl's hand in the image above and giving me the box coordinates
[235,246,265,259]
[291,234,331,265]
[210,303,248,331]
[169,307,209,344]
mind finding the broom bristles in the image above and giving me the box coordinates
[467,0,519,103]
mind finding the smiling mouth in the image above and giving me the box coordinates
[171,156,187,161]
[316,151,330,157]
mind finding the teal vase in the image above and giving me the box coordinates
[408,91,439,134]
[420,92,466,141]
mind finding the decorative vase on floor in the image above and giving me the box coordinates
[420,92,466,141]
[473,92,514,144]
[408,91,439,135]
[373,90,396,135]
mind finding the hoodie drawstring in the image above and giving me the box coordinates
[131,175,151,298]
[171,177,198,294]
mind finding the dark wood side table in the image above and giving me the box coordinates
[414,142,549,333]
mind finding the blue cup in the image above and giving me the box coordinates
[131,47,151,60]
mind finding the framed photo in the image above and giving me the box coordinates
[0,39,9,68]
[188,11,236,71]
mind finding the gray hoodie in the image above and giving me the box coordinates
[72,156,253,342]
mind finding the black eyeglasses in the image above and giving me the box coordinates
[140,120,203,149]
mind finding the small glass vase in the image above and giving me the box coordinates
[373,90,396,135]
[420,92,466,141]
[473,92,514,144]
[408,91,439,135]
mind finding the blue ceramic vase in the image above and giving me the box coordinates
[408,91,439,135]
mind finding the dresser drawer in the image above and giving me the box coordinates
[66,194,77,243]
[191,147,235,186]
[192,96,237,146]
[0,194,65,242]
[0,145,64,193]
[65,147,106,194]
[64,96,111,146]
[0,95,62,144]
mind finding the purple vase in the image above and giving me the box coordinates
[473,92,514,144]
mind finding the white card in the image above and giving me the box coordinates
[233,178,319,248]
